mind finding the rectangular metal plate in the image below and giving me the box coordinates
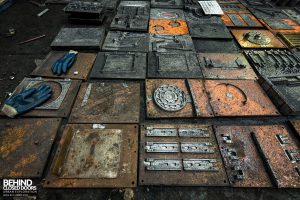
[151,0,183,9]
[147,52,203,78]
[139,124,229,186]
[69,82,140,123]
[260,18,300,33]
[282,9,300,25]
[220,3,248,14]
[244,50,300,78]
[149,19,189,35]
[278,33,300,48]
[204,80,279,117]
[64,1,103,14]
[146,79,213,118]
[102,31,149,52]
[251,125,300,188]
[150,9,185,20]
[214,125,273,187]
[0,118,61,178]
[231,29,286,49]
[2,77,81,118]
[193,39,240,53]
[44,124,138,188]
[221,13,263,27]
[198,53,257,80]
[248,7,289,20]
[31,51,97,81]
[149,34,195,52]
[90,52,146,79]
[50,27,105,50]
[199,1,224,15]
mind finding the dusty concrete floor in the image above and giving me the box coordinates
[0,1,300,200]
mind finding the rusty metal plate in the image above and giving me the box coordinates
[69,82,140,123]
[249,7,289,19]
[102,31,149,52]
[231,29,286,49]
[251,125,300,188]
[146,79,213,118]
[90,52,146,79]
[290,120,300,138]
[193,39,240,53]
[204,80,280,117]
[50,27,105,50]
[221,13,263,27]
[220,3,248,14]
[31,51,97,81]
[139,124,229,186]
[282,9,300,25]
[0,118,62,178]
[151,0,183,9]
[147,52,203,78]
[150,9,185,20]
[278,33,300,48]
[214,125,273,187]
[2,77,81,118]
[149,19,189,35]
[259,76,300,115]
[244,50,300,78]
[260,18,300,33]
[198,53,257,80]
[44,124,138,188]
[149,34,195,52]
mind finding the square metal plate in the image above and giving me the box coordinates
[198,53,257,80]
[214,125,273,187]
[69,82,140,123]
[231,29,286,49]
[260,18,300,33]
[150,9,185,20]
[147,52,203,78]
[244,50,300,78]
[139,124,229,186]
[193,39,240,53]
[251,125,300,188]
[50,27,105,50]
[151,0,183,9]
[0,118,61,178]
[146,79,213,118]
[204,79,280,117]
[221,13,263,27]
[149,19,189,35]
[2,78,81,118]
[149,34,195,52]
[44,124,138,188]
[31,51,97,81]
[90,52,147,79]
[102,31,149,52]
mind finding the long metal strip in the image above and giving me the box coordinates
[183,159,218,171]
[144,158,182,171]
[181,142,214,153]
[145,142,179,153]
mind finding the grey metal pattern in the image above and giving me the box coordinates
[183,159,218,171]
[153,84,187,112]
[181,142,214,153]
[145,142,179,152]
[263,18,294,30]
[144,158,182,170]
[243,31,271,45]
[150,9,185,20]
[64,1,103,13]
[146,127,178,137]
[228,14,246,26]
[149,34,195,52]
[151,0,183,9]
[178,128,210,138]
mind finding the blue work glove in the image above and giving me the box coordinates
[1,84,52,118]
[52,50,78,75]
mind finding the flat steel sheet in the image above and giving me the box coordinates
[198,53,257,80]
[260,18,300,33]
[50,27,105,50]
[244,50,300,78]
[231,29,286,49]
[252,125,300,188]
[69,82,140,123]
[2,78,81,118]
[221,13,263,27]
[220,3,248,14]
[139,124,229,186]
[151,0,183,9]
[149,34,195,52]
[149,19,189,35]
[31,51,97,81]
[282,9,300,25]
[146,79,213,118]
[44,124,138,188]
[147,52,203,78]
[248,7,289,20]
[0,118,61,178]
[290,120,300,137]
[214,125,272,187]
[278,33,300,48]
[150,9,185,20]
[90,52,146,79]
[193,39,239,53]
[102,31,149,52]
[204,80,279,117]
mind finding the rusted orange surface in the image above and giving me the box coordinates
[204,80,280,117]
[231,29,286,48]
[149,19,189,35]
[290,120,300,137]
[260,18,300,33]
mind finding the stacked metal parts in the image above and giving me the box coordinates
[1,0,300,197]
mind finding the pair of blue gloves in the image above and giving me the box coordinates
[52,50,78,75]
